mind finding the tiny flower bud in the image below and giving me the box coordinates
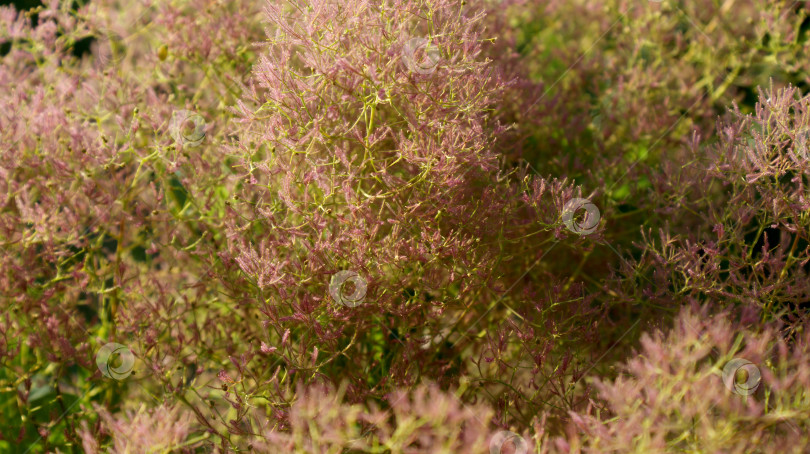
[157,44,168,61]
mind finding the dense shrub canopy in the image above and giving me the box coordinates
[1,0,809,452]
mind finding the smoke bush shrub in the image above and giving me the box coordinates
[497,0,810,173]
[551,305,810,453]
[222,0,598,418]
[622,84,810,322]
[1,0,810,452]
[78,403,198,453]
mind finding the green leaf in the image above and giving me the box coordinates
[610,183,631,200]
